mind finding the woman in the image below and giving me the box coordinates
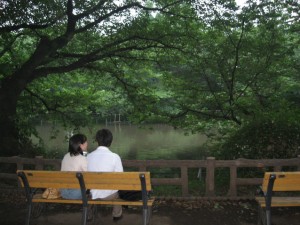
[60,133,88,199]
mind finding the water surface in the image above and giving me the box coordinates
[33,124,208,160]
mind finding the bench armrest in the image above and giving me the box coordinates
[265,174,276,211]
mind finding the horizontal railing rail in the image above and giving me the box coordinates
[1,156,300,199]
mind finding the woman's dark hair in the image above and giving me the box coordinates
[96,129,113,147]
[69,134,87,156]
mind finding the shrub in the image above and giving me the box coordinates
[215,112,300,159]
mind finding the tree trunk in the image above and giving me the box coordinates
[0,76,27,156]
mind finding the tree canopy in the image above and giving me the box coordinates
[0,0,299,157]
[0,0,198,156]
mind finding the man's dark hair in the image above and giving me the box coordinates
[96,129,113,147]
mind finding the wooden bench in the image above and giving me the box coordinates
[255,171,300,225]
[17,170,154,225]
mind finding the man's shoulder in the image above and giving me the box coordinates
[87,147,120,158]
[86,151,95,159]
[113,152,121,158]
[87,148,100,155]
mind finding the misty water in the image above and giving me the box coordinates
[33,123,208,160]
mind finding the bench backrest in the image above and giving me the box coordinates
[17,170,152,191]
[81,172,152,191]
[262,171,300,192]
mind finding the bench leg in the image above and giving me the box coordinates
[26,201,32,225]
[142,208,148,225]
[82,206,88,225]
[257,205,263,225]
[266,210,271,225]
[87,204,97,222]
[143,206,153,225]
[146,206,152,225]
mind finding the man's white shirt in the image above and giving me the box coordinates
[87,146,123,199]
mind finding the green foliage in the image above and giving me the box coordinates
[1,0,299,157]
[153,0,300,139]
[215,110,300,159]
[1,0,199,155]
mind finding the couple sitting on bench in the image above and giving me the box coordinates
[60,128,141,221]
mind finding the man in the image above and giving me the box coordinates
[87,128,123,220]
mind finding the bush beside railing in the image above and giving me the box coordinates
[1,156,300,199]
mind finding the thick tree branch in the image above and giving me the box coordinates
[0,22,56,33]
[24,88,61,112]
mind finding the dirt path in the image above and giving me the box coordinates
[0,187,299,225]
[0,198,258,225]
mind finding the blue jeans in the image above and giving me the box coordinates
[60,189,82,199]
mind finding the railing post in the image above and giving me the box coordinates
[13,156,23,170]
[206,157,215,197]
[35,156,44,170]
[55,161,61,170]
[181,166,188,197]
[14,156,23,187]
[139,166,147,172]
[227,165,237,197]
[274,166,281,172]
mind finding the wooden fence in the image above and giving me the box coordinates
[1,156,300,199]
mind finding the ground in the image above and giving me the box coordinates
[0,187,299,225]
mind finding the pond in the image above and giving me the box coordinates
[32,123,208,160]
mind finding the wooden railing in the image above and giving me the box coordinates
[1,156,300,199]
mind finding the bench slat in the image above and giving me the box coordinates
[262,172,300,192]
[17,170,152,191]
[82,172,151,191]
[18,171,81,189]
[32,194,154,206]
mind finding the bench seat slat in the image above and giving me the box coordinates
[32,194,154,206]
[21,180,149,190]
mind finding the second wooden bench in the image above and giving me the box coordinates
[255,171,300,225]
